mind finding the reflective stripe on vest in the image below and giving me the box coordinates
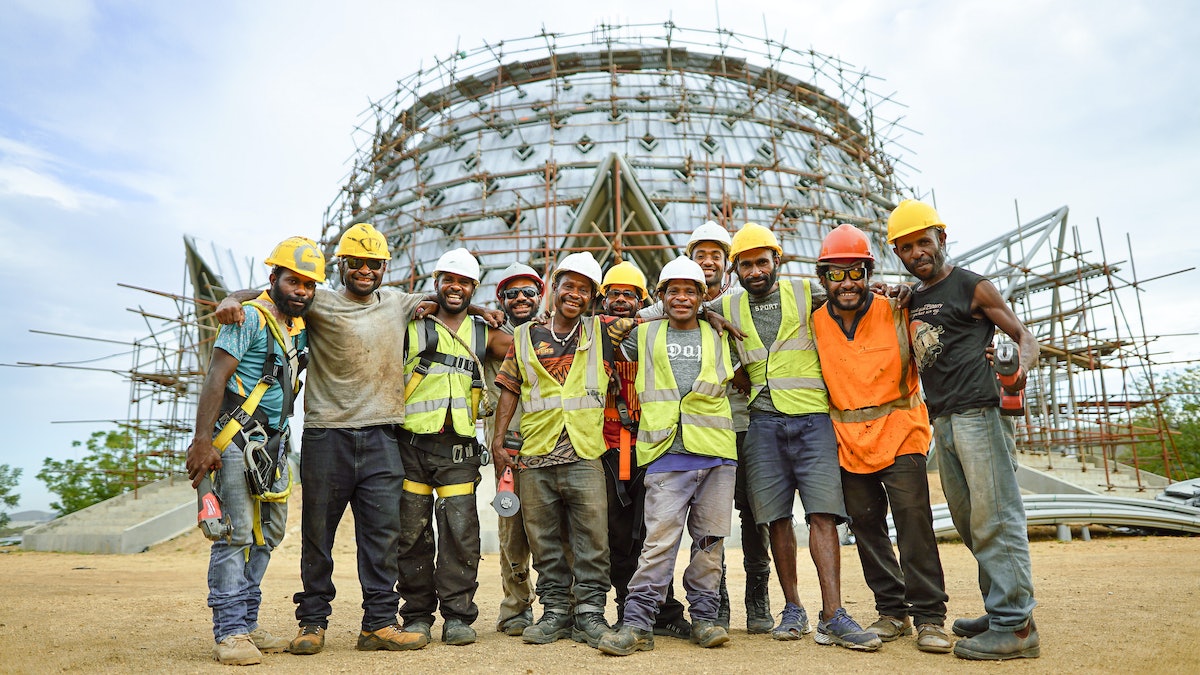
[513,316,608,459]
[825,297,921,425]
[402,318,480,436]
[721,278,828,414]
[635,321,737,465]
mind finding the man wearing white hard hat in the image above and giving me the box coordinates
[598,257,739,655]
[396,247,514,647]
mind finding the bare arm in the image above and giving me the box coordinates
[185,348,239,488]
[489,388,519,479]
[487,328,514,361]
[214,290,259,325]
[973,280,1037,390]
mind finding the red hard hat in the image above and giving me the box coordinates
[818,224,874,262]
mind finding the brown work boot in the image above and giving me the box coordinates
[916,624,953,653]
[953,618,1039,660]
[214,633,262,665]
[248,627,289,654]
[867,615,912,642]
[356,623,429,651]
[287,625,325,655]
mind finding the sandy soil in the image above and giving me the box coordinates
[2,484,1198,674]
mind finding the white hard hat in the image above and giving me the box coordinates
[657,256,707,291]
[685,220,733,256]
[495,262,544,300]
[551,251,603,293]
[434,247,481,282]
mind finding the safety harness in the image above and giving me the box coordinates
[211,300,304,546]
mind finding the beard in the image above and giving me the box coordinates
[269,282,314,318]
[740,267,779,298]
[437,288,473,315]
[829,285,868,312]
[905,246,947,281]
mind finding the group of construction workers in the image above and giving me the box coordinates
[186,198,1041,665]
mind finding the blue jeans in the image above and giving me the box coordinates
[623,465,735,630]
[294,425,405,631]
[520,459,610,615]
[208,441,287,642]
[934,407,1037,631]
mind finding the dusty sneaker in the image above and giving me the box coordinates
[953,618,1039,660]
[867,615,912,642]
[522,611,572,644]
[690,619,730,649]
[572,612,610,648]
[287,625,325,655]
[356,623,429,651]
[597,625,654,656]
[248,627,289,654]
[214,633,262,665]
[814,608,883,652]
[916,623,953,653]
[497,608,533,636]
[442,618,476,646]
[770,602,812,641]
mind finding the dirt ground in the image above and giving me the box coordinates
[2,483,1199,674]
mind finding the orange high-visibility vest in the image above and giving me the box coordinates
[813,296,931,474]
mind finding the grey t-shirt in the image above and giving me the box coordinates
[483,320,520,444]
[303,287,423,428]
[623,324,736,454]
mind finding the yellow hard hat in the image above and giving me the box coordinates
[729,223,782,261]
[886,200,945,244]
[264,236,326,283]
[335,223,390,260]
[600,261,648,300]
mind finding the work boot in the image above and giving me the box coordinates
[404,621,432,641]
[745,571,773,634]
[442,618,476,646]
[652,615,692,640]
[916,624,954,653]
[287,625,325,655]
[214,633,262,665]
[522,611,572,644]
[597,625,655,656]
[952,614,989,638]
[690,619,730,649]
[572,612,610,648]
[356,623,429,651]
[953,618,1040,660]
[866,615,912,642]
[498,608,533,636]
[248,627,289,654]
[814,608,883,652]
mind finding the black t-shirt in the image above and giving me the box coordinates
[908,266,999,418]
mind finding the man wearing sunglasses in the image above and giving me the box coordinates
[811,224,951,655]
[888,200,1040,661]
[214,224,501,655]
[713,223,881,652]
[598,262,691,641]
[484,262,544,638]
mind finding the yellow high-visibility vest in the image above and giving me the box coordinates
[635,321,737,466]
[513,316,608,460]
[402,318,482,436]
[722,278,828,414]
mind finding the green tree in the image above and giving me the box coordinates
[0,464,21,529]
[1131,366,1200,480]
[37,428,172,516]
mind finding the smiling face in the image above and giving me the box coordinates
[662,279,703,327]
[893,226,948,283]
[553,271,594,321]
[499,280,541,325]
[340,256,386,297]
[690,242,728,290]
[819,260,871,313]
[269,268,317,318]
[435,271,476,315]
[602,284,641,318]
[734,246,780,298]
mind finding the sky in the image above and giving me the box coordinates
[1,0,1197,512]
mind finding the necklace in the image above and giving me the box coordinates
[548,319,580,345]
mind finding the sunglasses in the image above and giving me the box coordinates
[344,256,383,271]
[500,287,539,300]
[823,267,866,282]
[605,289,640,301]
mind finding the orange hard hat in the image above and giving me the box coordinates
[818,224,874,263]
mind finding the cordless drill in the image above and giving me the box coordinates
[993,339,1026,416]
[197,474,233,542]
